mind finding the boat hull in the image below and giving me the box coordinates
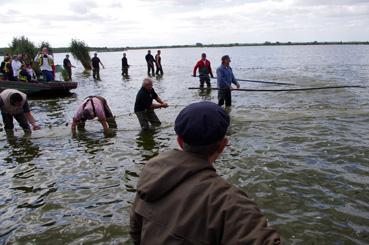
[0,80,78,96]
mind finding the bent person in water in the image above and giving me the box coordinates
[130,101,281,244]
[0,89,40,134]
[134,78,168,130]
[71,96,117,137]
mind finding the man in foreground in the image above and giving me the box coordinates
[91,53,105,80]
[34,48,54,81]
[130,101,281,244]
[217,55,240,107]
[134,78,168,130]
[193,53,214,88]
[71,96,117,137]
[0,89,40,134]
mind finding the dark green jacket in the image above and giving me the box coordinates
[130,150,281,244]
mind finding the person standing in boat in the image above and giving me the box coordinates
[134,78,168,130]
[63,54,75,81]
[216,55,240,107]
[0,89,40,134]
[71,96,117,137]
[155,50,163,76]
[11,55,23,81]
[122,53,129,77]
[91,53,105,80]
[34,48,54,82]
[193,53,214,88]
[145,50,155,77]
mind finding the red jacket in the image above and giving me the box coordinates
[193,59,214,77]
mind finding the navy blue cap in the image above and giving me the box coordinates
[175,101,230,145]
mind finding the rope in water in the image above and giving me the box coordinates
[189,85,366,92]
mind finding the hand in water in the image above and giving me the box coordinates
[32,124,41,130]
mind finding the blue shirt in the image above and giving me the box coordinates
[216,64,238,89]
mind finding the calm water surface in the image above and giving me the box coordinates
[1,45,369,244]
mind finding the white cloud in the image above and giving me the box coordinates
[0,0,368,47]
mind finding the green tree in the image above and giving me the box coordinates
[69,39,91,71]
[8,36,37,64]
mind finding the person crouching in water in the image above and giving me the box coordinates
[0,89,40,134]
[71,96,117,137]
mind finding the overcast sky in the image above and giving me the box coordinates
[1,0,368,47]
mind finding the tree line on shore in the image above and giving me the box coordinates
[1,36,368,65]
[1,36,92,72]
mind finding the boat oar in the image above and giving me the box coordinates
[193,75,295,86]
[188,85,366,92]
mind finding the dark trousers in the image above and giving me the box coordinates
[65,67,72,80]
[135,110,161,130]
[147,63,155,76]
[2,112,31,133]
[218,88,232,107]
[93,68,100,80]
[156,64,163,75]
[199,75,211,88]
[42,70,54,82]
[122,66,129,76]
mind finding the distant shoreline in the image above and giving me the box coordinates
[1,41,368,55]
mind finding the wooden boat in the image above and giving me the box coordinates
[0,80,77,96]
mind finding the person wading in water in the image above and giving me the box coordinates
[193,53,214,88]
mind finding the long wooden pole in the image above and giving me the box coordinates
[188,85,365,92]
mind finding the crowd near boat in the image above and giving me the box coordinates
[0,48,283,244]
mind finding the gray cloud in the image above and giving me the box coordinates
[69,0,98,14]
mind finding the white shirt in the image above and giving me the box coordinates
[11,60,22,77]
[34,54,53,71]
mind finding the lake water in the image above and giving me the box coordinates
[1,45,369,244]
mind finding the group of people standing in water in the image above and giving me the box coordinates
[1,51,241,136]
[0,50,281,244]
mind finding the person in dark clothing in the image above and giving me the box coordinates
[63,54,75,81]
[134,78,168,130]
[18,64,32,82]
[193,53,214,88]
[3,57,16,81]
[0,56,8,75]
[130,101,281,245]
[155,50,163,76]
[217,55,240,107]
[0,89,40,134]
[121,53,129,77]
[91,53,105,80]
[145,50,155,76]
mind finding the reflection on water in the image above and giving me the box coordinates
[1,45,369,244]
[2,132,41,164]
[136,129,159,161]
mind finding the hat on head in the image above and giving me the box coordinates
[221,55,230,62]
[175,101,230,146]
